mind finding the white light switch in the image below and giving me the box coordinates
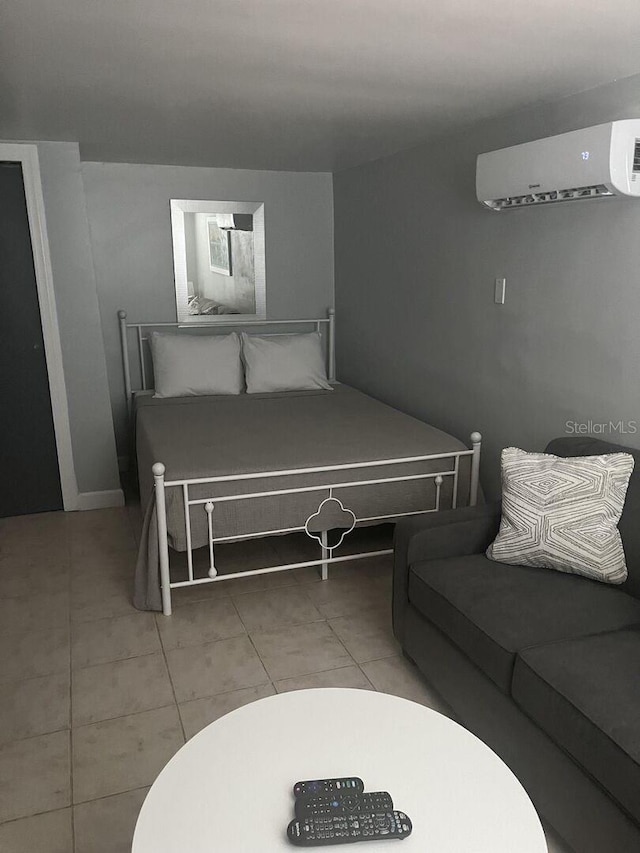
[494,278,506,304]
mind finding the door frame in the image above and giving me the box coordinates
[0,143,78,511]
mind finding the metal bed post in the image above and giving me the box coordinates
[320,530,330,581]
[153,463,173,616]
[469,432,482,506]
[327,307,336,381]
[118,310,133,417]
[137,327,147,390]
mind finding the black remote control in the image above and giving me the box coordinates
[295,792,393,820]
[287,810,412,845]
[293,778,364,798]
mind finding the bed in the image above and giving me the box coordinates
[119,310,481,615]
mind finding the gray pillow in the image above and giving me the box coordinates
[150,332,243,398]
[487,446,634,584]
[241,332,332,393]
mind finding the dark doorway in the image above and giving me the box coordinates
[0,161,63,516]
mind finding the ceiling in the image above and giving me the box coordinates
[3,0,640,172]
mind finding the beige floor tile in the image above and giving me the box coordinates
[231,585,323,633]
[72,706,184,803]
[0,626,69,683]
[156,597,245,650]
[71,556,131,589]
[275,664,373,693]
[170,580,231,608]
[251,621,353,681]
[165,635,269,702]
[71,612,160,668]
[73,787,149,853]
[0,730,70,822]
[71,567,136,623]
[0,590,69,638]
[299,575,392,619]
[74,787,149,853]
[0,512,70,561]
[0,672,70,744]
[0,807,72,853]
[327,553,393,581]
[4,538,71,565]
[0,509,67,535]
[179,683,276,739]
[0,554,69,599]
[71,549,137,579]
[328,605,399,663]
[218,568,302,595]
[218,568,301,595]
[0,507,505,846]
[291,565,326,584]
[68,508,137,560]
[361,655,455,715]
[72,653,174,726]
[291,558,392,585]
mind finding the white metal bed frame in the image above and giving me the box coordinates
[119,309,481,616]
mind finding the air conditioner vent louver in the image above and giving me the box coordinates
[486,184,613,211]
[633,140,640,173]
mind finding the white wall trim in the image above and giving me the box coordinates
[76,489,125,511]
[0,143,79,510]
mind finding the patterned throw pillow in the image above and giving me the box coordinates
[487,447,634,584]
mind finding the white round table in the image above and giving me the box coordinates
[132,688,547,852]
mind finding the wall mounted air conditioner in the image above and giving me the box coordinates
[476,120,640,210]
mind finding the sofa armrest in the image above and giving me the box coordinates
[392,502,502,643]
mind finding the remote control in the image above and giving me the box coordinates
[295,791,393,820]
[293,778,364,798]
[287,810,412,845]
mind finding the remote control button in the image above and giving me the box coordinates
[295,790,393,820]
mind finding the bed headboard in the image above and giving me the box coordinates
[117,309,336,412]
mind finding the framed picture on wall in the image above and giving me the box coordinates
[207,217,232,275]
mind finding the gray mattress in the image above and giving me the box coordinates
[134,384,471,610]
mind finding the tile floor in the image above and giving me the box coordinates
[0,507,572,852]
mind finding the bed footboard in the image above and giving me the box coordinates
[153,434,481,616]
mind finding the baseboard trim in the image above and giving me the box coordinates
[75,489,125,511]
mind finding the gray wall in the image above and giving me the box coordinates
[81,162,334,455]
[333,73,640,499]
[34,142,121,496]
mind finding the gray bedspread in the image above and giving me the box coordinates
[134,384,471,610]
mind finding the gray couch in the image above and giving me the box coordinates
[393,437,640,853]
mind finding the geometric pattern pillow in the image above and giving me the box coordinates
[486,447,634,584]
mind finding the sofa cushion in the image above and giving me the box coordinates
[408,553,640,693]
[513,627,640,826]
